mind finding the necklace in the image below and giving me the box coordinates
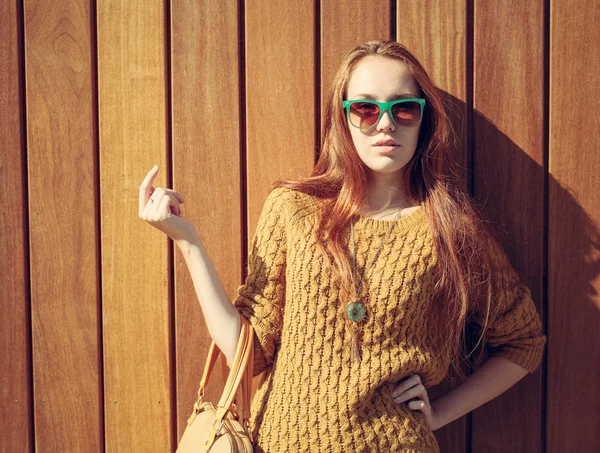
[347,207,404,362]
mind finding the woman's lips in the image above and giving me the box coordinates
[374,145,400,153]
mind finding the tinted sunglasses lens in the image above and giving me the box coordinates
[349,102,380,128]
[392,101,422,126]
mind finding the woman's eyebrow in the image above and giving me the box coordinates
[351,92,417,100]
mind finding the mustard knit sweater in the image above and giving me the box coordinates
[233,187,546,453]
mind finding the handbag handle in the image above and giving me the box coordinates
[187,316,255,452]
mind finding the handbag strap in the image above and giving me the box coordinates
[189,316,255,452]
[237,318,254,432]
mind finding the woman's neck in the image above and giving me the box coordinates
[363,172,415,212]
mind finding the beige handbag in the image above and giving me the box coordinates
[177,317,255,453]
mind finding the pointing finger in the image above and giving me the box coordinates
[139,165,159,212]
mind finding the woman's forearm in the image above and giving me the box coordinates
[176,236,241,365]
[431,356,529,429]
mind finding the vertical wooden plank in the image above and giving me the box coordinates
[170,0,242,439]
[245,0,316,225]
[397,1,469,451]
[320,1,391,121]
[397,0,469,186]
[548,0,600,451]
[23,0,101,451]
[472,1,545,452]
[97,1,172,451]
[0,0,31,452]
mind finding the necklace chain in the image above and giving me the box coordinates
[350,208,403,302]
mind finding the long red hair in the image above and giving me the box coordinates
[271,40,509,378]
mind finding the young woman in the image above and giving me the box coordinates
[139,40,546,453]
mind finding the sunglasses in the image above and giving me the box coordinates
[342,98,426,129]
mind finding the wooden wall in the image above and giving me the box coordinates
[1,0,598,452]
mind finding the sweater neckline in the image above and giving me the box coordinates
[354,205,425,234]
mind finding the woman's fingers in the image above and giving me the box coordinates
[391,374,431,408]
[139,165,159,214]
[389,374,439,431]
[138,165,198,243]
[392,384,426,404]
[148,187,184,208]
[408,400,426,410]
[165,188,184,204]
[391,374,422,398]
[139,165,185,216]
[163,192,182,216]
[158,193,175,219]
[142,188,182,220]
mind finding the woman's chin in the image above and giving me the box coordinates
[366,163,407,175]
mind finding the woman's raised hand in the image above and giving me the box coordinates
[138,165,198,243]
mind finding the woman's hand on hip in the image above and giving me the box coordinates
[389,374,443,432]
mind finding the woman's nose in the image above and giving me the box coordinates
[376,109,395,131]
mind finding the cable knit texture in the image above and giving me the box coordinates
[233,187,547,453]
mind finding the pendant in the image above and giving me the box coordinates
[346,301,366,322]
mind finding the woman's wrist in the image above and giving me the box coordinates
[428,399,447,431]
[175,232,202,254]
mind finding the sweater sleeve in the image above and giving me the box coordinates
[471,242,547,374]
[233,187,288,376]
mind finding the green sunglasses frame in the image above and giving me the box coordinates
[342,98,426,129]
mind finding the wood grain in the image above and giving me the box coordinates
[245,0,316,222]
[472,1,545,452]
[97,1,172,451]
[320,0,391,124]
[0,0,31,452]
[170,0,242,440]
[397,0,469,187]
[23,0,101,451]
[397,1,469,451]
[548,0,600,451]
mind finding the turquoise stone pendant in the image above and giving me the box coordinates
[346,301,366,322]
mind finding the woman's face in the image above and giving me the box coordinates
[345,55,422,182]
